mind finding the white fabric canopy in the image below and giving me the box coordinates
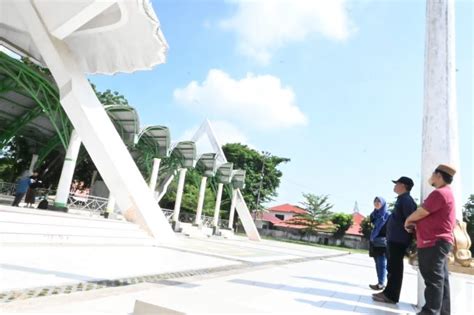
[0,0,168,75]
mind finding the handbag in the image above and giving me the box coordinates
[372,236,387,248]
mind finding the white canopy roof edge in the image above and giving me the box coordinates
[0,0,168,75]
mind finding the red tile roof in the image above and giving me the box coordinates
[267,203,307,214]
[260,213,284,225]
[346,212,365,236]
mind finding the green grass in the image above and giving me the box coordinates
[237,232,369,254]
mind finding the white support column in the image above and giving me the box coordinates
[235,189,261,241]
[54,129,81,207]
[422,0,461,216]
[106,195,116,213]
[15,1,175,243]
[28,154,38,173]
[90,170,98,188]
[228,189,237,230]
[148,158,161,192]
[194,176,207,225]
[420,0,460,308]
[213,183,224,227]
[172,168,187,223]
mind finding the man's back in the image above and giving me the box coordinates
[386,192,417,245]
[15,176,30,194]
[416,186,456,248]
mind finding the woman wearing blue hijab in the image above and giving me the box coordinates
[369,196,390,290]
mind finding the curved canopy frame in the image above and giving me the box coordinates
[196,152,217,177]
[216,162,233,184]
[231,169,246,190]
[171,141,196,169]
[104,104,140,146]
[137,125,170,158]
[0,51,71,152]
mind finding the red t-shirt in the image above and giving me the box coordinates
[416,186,456,248]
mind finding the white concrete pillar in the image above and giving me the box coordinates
[228,189,237,229]
[213,183,224,227]
[195,176,208,225]
[54,129,81,207]
[172,168,187,222]
[422,0,461,219]
[90,170,98,188]
[106,195,116,213]
[148,158,161,192]
[28,154,38,173]
[420,0,460,307]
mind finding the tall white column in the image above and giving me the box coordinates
[90,170,98,188]
[172,168,187,223]
[420,0,461,308]
[194,176,207,225]
[106,195,116,213]
[28,154,38,173]
[422,0,461,218]
[213,183,224,227]
[148,158,161,192]
[54,129,81,207]
[228,189,237,230]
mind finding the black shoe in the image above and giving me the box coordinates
[372,292,396,304]
[369,284,385,290]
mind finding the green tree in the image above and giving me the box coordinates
[288,194,335,238]
[300,193,334,222]
[159,168,215,216]
[463,194,474,254]
[360,217,373,240]
[222,143,289,211]
[331,213,353,239]
[91,83,129,106]
[0,137,31,182]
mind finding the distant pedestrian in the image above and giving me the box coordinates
[25,171,42,208]
[405,164,457,315]
[369,196,390,291]
[373,176,417,304]
[11,171,31,207]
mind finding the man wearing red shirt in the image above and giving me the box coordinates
[405,164,457,315]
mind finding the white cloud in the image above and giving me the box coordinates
[220,0,355,64]
[173,69,308,130]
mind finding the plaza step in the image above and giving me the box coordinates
[220,229,236,239]
[0,206,157,246]
[180,222,213,238]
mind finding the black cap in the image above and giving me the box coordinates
[392,176,414,188]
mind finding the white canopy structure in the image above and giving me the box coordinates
[0,0,168,74]
[192,120,261,241]
[0,0,175,242]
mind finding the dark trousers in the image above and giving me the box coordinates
[383,241,408,302]
[418,240,452,315]
[11,192,26,207]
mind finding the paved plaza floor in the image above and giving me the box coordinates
[1,235,473,314]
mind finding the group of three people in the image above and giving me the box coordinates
[368,164,457,315]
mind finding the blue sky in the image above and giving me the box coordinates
[91,0,473,215]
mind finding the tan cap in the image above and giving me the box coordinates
[435,164,456,177]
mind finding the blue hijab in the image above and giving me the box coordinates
[370,196,390,241]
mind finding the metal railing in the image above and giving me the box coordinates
[0,181,15,195]
[1,181,231,228]
[67,193,109,216]
[162,208,174,220]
